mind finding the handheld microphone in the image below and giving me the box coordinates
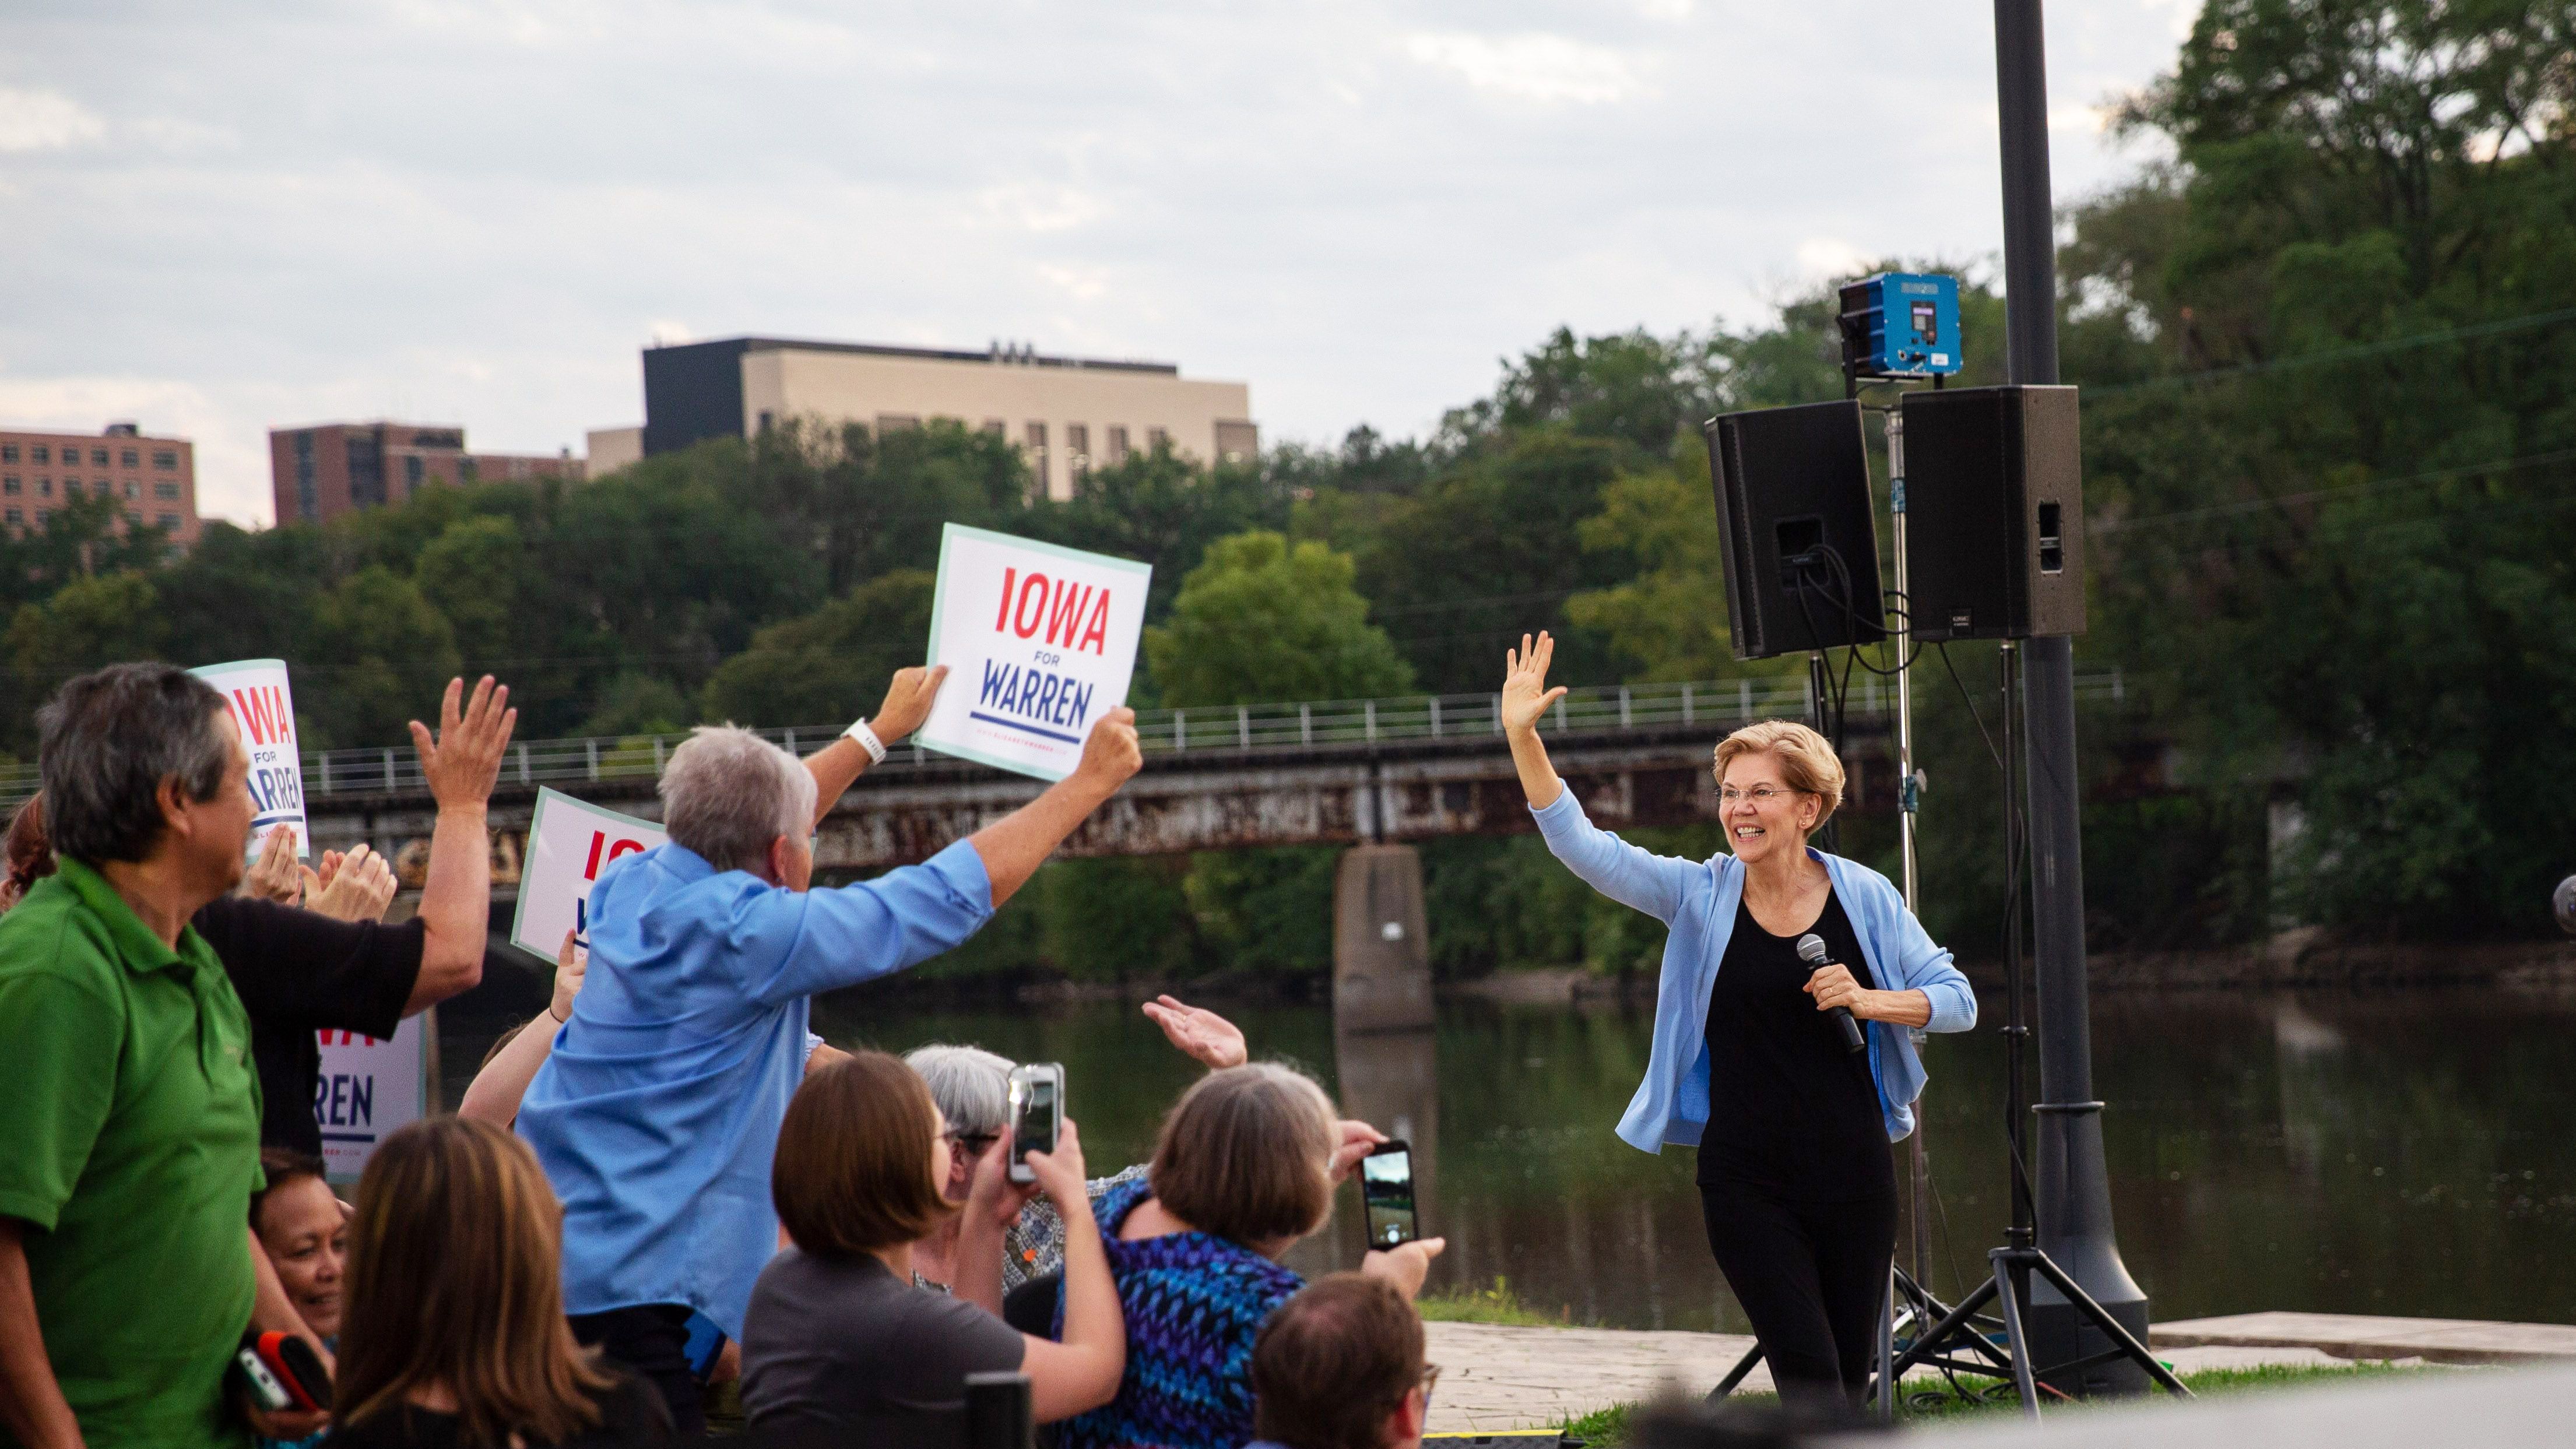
[1795,933,1868,1055]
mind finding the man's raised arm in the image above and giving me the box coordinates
[968,708,1142,906]
[803,666,948,830]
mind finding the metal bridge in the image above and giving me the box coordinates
[236,673,2129,881]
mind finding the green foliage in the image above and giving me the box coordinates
[1144,532,1412,708]
[1180,846,1339,977]
[1039,857,1200,982]
[304,567,461,750]
[701,570,937,726]
[7,572,167,683]
[1415,1275,1570,1326]
[413,514,523,668]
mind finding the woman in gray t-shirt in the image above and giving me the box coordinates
[741,1051,1126,1442]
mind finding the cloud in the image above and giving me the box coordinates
[0,88,104,153]
[1402,33,1650,107]
[1794,237,1875,281]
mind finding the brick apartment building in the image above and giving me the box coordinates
[269,420,581,526]
[0,422,202,546]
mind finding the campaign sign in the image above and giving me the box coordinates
[918,523,1152,782]
[507,787,667,959]
[190,658,307,860]
[315,1012,432,1181]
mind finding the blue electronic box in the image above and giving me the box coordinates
[1836,272,1962,378]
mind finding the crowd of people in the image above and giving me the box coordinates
[0,634,1970,1448]
[0,662,1447,1449]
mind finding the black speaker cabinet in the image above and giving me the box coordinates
[1703,399,1887,661]
[1898,384,2086,641]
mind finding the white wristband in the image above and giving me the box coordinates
[844,719,889,764]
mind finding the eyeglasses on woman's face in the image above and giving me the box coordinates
[945,1129,1000,1158]
[1716,785,1808,807]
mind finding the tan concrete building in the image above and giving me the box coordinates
[269,420,581,525]
[1,421,202,546]
[638,337,1256,501]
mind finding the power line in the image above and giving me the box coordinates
[2097,446,2576,534]
[2086,304,2576,397]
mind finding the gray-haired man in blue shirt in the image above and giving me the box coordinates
[517,666,1141,1432]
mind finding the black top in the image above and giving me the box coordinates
[193,896,426,1157]
[1696,888,1894,1201]
[324,1370,673,1448]
[741,1248,1028,1447]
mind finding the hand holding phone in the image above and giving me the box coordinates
[1007,1063,1064,1186]
[1359,1140,1418,1248]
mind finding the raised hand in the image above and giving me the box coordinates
[243,823,304,905]
[1072,707,1143,794]
[1141,994,1247,1071]
[549,928,588,1024]
[1359,1236,1448,1300]
[869,664,948,746]
[1500,631,1569,737]
[1329,1119,1389,1184]
[965,1128,1042,1229]
[409,676,517,812]
[1020,1116,1094,1212]
[305,843,396,923]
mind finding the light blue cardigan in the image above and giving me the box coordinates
[1530,788,1977,1151]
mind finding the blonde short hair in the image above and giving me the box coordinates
[1712,720,1847,828]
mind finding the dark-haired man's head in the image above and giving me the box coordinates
[1252,1273,1429,1449]
[36,663,250,901]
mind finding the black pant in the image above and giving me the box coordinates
[1698,1177,1896,1411]
[569,1303,705,1436]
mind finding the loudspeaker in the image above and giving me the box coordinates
[1705,399,1886,661]
[1898,385,2086,641]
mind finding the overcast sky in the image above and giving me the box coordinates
[1,1,2195,527]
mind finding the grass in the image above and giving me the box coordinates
[1553,1362,2433,1445]
[1418,1276,1577,1328]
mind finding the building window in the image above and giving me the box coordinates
[63,480,81,498]
[36,478,51,497]
[1066,423,1090,486]
[981,418,1007,439]
[876,414,920,433]
[756,410,775,433]
[1147,426,1170,452]
[405,455,424,488]
[123,481,137,500]
[153,449,177,469]
[120,448,139,467]
[0,444,15,463]
[3,508,17,525]
[125,509,142,526]
[2,476,15,495]
[293,432,318,520]
[155,481,180,500]
[157,512,181,530]
[90,448,110,466]
[36,508,49,523]
[30,445,47,464]
[347,431,385,509]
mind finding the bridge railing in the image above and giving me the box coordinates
[0,670,2131,808]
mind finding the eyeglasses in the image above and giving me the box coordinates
[1418,1363,1442,1409]
[946,1130,1000,1157]
[1717,785,1808,807]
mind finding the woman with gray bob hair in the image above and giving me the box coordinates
[658,726,818,878]
[901,996,1309,1296]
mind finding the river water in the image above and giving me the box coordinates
[444,984,2576,1332]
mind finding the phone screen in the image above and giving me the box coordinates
[1014,1074,1057,1158]
[1360,1146,1416,1248]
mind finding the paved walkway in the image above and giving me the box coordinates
[1423,1310,2576,1434]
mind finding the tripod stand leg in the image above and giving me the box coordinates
[1988,1249,2042,1422]
[1886,1274,1998,1381]
[2026,1253,2194,1398]
[1874,1265,1897,1423]
[1709,1342,1763,1401]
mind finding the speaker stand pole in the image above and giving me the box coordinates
[1991,0,2152,1390]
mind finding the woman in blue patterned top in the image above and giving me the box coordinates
[1052,1063,1444,1449]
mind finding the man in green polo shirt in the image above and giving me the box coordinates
[0,664,279,1448]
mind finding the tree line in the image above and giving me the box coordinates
[7,0,2571,973]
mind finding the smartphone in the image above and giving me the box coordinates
[1007,1063,1063,1185]
[1359,1139,1417,1248]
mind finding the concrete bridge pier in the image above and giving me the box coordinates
[1332,845,1433,1033]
